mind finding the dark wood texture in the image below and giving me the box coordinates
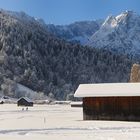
[83,97,140,121]
[71,104,83,107]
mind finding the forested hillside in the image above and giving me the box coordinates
[0,10,133,99]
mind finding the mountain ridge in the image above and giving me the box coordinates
[47,20,103,45]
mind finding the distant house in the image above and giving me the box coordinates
[0,100,4,104]
[17,97,33,107]
[70,101,83,107]
[74,83,140,121]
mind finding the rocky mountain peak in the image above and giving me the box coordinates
[88,11,140,57]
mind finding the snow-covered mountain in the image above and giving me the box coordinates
[88,11,140,57]
[47,20,103,45]
[0,9,134,100]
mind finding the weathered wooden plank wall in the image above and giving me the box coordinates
[83,97,140,121]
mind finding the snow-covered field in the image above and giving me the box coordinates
[0,104,140,140]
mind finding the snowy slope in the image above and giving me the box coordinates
[88,11,140,57]
[16,83,36,96]
[15,83,46,100]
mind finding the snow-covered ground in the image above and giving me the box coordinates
[0,104,140,140]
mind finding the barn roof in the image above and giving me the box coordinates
[18,97,33,103]
[74,83,140,97]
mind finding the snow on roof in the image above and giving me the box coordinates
[18,97,33,102]
[74,83,140,97]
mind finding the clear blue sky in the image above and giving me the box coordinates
[0,0,140,25]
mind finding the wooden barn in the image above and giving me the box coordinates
[74,83,140,121]
[17,97,33,107]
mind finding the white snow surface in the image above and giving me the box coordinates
[0,104,140,140]
[70,101,83,105]
[74,83,140,97]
